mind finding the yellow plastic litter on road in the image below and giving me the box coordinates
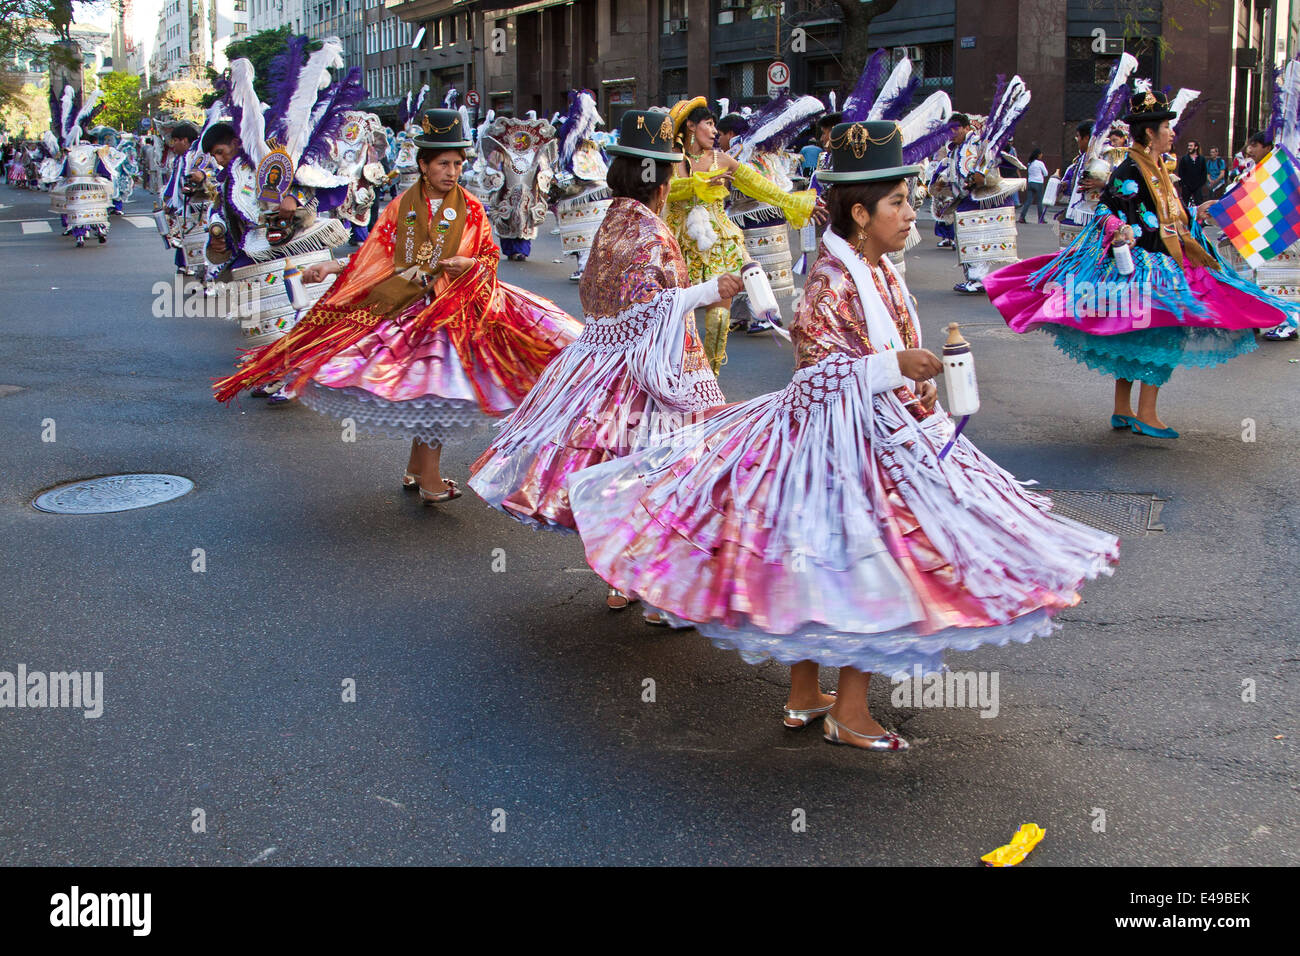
[981,824,1046,866]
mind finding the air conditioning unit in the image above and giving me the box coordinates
[720,0,746,9]
[676,18,689,32]
[1102,37,1124,55]
[907,46,923,61]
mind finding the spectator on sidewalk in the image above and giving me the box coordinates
[1018,148,1049,224]
[1205,145,1226,195]
[1176,140,1207,206]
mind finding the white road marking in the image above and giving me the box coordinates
[127,216,156,228]
[20,221,52,234]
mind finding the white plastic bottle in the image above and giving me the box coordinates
[941,322,980,416]
[1112,239,1135,275]
[283,261,311,312]
[741,262,781,326]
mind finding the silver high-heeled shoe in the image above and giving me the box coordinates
[783,691,837,729]
[823,714,909,751]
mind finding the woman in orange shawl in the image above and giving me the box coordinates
[215,109,581,502]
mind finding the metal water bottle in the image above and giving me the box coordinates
[152,205,169,237]
[740,262,781,326]
[941,322,980,416]
[283,260,311,312]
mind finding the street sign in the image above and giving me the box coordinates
[466,90,481,107]
[767,61,790,96]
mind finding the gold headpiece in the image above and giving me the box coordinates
[828,122,901,159]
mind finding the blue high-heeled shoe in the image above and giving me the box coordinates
[1130,419,1179,439]
[1110,414,1137,429]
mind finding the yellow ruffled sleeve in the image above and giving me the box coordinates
[668,170,731,204]
[667,175,696,203]
[733,162,816,229]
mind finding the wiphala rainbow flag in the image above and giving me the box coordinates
[1208,147,1300,269]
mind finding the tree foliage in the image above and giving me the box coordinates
[207,27,322,104]
[0,0,104,110]
[97,70,142,130]
[0,79,50,137]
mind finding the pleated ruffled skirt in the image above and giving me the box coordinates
[567,352,1120,675]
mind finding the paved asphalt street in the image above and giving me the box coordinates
[0,187,1295,866]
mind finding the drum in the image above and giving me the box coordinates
[887,248,907,278]
[955,206,1019,267]
[742,223,796,298]
[227,249,337,343]
[556,197,612,255]
[1216,237,1255,283]
[1057,221,1085,249]
[1252,242,1300,299]
[64,203,109,227]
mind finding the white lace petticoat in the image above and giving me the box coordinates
[297,382,492,445]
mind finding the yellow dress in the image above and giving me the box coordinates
[665,161,816,374]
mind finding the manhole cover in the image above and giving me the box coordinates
[1041,490,1166,537]
[32,474,194,514]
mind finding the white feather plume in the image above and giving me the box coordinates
[59,86,76,143]
[1169,87,1200,130]
[979,75,1031,170]
[718,97,730,119]
[866,56,913,121]
[828,91,837,113]
[228,58,268,164]
[74,88,102,129]
[282,37,345,162]
[414,84,429,114]
[1133,77,1153,94]
[898,91,952,147]
[736,95,823,163]
[459,105,471,141]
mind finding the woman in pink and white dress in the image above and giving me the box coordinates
[567,122,1120,752]
[470,110,738,609]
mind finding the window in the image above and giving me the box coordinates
[919,42,953,89]
[233,22,248,34]
[431,17,442,47]
[610,0,633,34]
[233,0,245,10]
[751,2,785,19]
[448,15,457,44]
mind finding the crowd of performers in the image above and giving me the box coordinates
[19,33,1300,753]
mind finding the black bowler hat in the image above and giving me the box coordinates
[412,109,472,149]
[1123,88,1177,124]
[606,110,684,162]
[818,121,920,182]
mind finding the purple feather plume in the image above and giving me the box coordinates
[211,73,243,145]
[1094,88,1130,139]
[264,35,310,144]
[985,74,1009,131]
[1093,60,1130,134]
[903,122,956,165]
[299,67,367,169]
[557,90,586,166]
[843,48,890,121]
[1267,64,1285,141]
[1176,95,1204,131]
[879,74,921,121]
